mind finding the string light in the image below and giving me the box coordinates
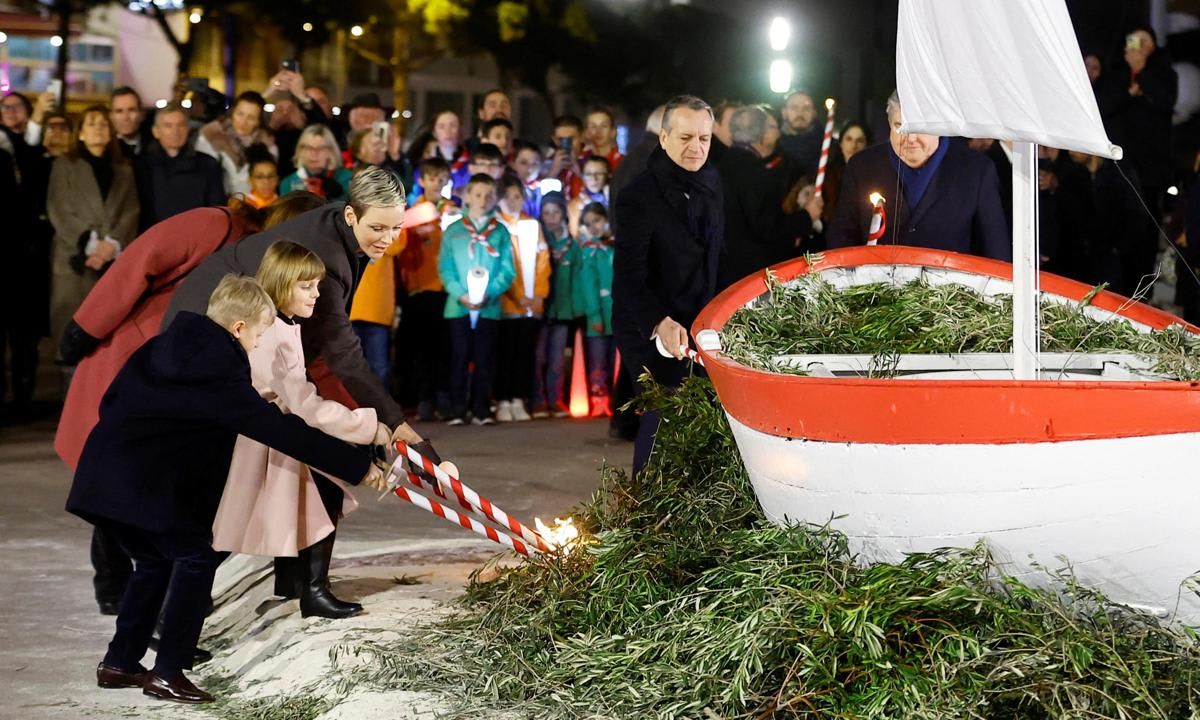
[302,22,314,32]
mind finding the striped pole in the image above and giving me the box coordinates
[390,474,534,556]
[655,335,707,366]
[396,441,551,552]
[814,98,836,197]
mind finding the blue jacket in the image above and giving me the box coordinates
[66,311,370,537]
[827,139,1010,261]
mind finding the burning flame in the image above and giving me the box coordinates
[535,516,580,550]
[869,192,885,206]
[825,97,835,110]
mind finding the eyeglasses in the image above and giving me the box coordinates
[0,104,24,113]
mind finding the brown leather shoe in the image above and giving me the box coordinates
[141,671,214,704]
[96,662,149,689]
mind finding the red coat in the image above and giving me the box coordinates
[55,208,252,470]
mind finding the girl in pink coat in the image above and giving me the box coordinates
[212,241,390,619]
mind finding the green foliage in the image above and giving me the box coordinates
[720,273,1200,380]
[330,377,1200,719]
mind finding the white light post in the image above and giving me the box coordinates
[767,16,793,95]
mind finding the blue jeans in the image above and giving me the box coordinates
[353,321,391,387]
[585,334,616,395]
[533,321,572,410]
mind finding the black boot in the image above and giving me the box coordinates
[273,556,302,599]
[298,532,362,619]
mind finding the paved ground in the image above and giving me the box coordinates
[0,408,626,719]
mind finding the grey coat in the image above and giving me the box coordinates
[162,203,405,426]
[47,154,139,350]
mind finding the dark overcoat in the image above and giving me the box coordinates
[827,139,1011,261]
[66,311,370,537]
[162,203,405,426]
[717,144,813,289]
[612,147,723,388]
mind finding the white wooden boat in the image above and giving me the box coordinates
[693,246,1200,624]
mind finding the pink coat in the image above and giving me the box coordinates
[55,208,250,470]
[211,316,378,556]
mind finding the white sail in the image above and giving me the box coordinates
[896,0,1121,160]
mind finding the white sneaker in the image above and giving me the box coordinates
[472,416,495,426]
[496,401,514,422]
[510,399,532,422]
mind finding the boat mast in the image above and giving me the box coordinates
[1011,141,1040,380]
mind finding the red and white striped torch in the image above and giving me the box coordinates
[814,98,836,197]
[867,192,887,245]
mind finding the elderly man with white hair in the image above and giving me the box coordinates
[717,104,823,288]
[828,90,1009,260]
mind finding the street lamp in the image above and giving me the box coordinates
[49,35,63,47]
[769,59,793,94]
[350,25,364,37]
[302,22,314,32]
[768,16,790,52]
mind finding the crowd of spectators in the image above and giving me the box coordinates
[1,20,1195,428]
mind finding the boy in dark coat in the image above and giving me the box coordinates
[66,275,382,704]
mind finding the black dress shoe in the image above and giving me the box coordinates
[147,636,213,665]
[96,662,149,689]
[142,671,214,704]
[97,600,121,616]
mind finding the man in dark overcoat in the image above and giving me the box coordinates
[67,278,376,704]
[612,95,724,475]
[164,166,436,458]
[828,91,1010,260]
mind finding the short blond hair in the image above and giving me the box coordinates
[256,241,326,309]
[206,274,274,330]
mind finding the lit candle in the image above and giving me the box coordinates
[516,219,540,317]
[814,98,836,197]
[467,267,488,329]
[867,192,887,246]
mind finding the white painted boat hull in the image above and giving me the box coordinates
[728,413,1200,624]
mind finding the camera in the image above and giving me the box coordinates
[557,137,572,153]
[1125,34,1142,51]
[281,58,301,73]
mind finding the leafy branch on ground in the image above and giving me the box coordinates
[324,377,1200,719]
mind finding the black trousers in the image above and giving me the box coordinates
[494,317,540,401]
[397,291,449,405]
[102,523,220,679]
[0,323,39,407]
[448,316,498,419]
[91,525,132,605]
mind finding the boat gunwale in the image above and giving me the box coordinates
[692,246,1200,444]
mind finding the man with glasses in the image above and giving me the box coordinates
[828,90,1008,260]
[2,89,56,146]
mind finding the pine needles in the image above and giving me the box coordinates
[329,378,1200,719]
[719,273,1200,379]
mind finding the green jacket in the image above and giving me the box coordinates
[545,228,580,322]
[573,235,615,336]
[280,166,354,201]
[439,213,515,320]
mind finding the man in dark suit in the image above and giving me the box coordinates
[718,105,823,288]
[163,166,438,460]
[67,276,378,704]
[613,95,723,475]
[828,91,1010,260]
[135,104,225,231]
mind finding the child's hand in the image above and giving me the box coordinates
[591,322,604,333]
[459,294,472,308]
[520,297,535,311]
[361,464,388,492]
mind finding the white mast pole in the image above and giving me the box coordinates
[1011,140,1040,380]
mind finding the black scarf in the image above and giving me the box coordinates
[648,146,720,241]
[647,146,722,288]
[80,143,114,200]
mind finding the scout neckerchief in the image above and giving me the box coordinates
[580,232,613,253]
[546,227,572,264]
[467,214,501,260]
